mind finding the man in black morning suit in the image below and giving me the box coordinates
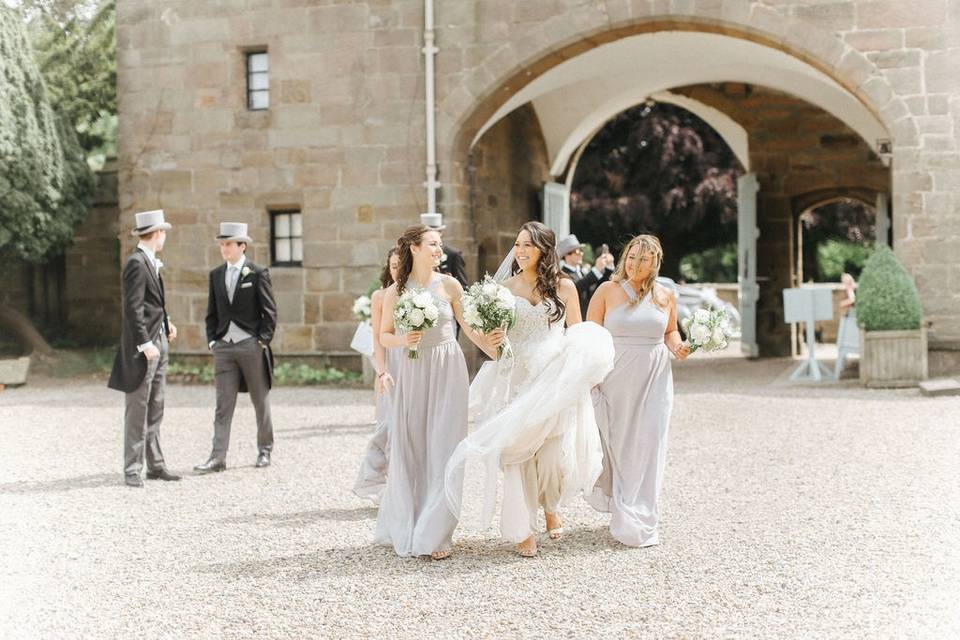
[557,233,615,318]
[108,209,182,487]
[195,222,278,473]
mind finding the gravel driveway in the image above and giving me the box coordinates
[1,357,958,638]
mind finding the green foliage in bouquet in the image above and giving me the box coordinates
[855,246,922,331]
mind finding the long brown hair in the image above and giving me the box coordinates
[612,234,666,309]
[513,221,565,323]
[379,246,398,289]
[395,224,433,294]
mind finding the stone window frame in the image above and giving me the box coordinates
[269,209,303,267]
[245,49,269,111]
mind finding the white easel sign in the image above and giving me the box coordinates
[783,287,833,382]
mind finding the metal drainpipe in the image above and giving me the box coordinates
[423,0,439,215]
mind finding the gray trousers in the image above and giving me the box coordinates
[211,338,274,460]
[124,334,168,477]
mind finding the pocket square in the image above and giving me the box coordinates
[240,282,253,289]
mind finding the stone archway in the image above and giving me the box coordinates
[441,9,900,357]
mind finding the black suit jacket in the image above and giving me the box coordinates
[108,249,169,392]
[205,260,278,390]
[561,263,613,317]
[439,245,468,288]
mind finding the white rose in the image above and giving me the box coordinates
[694,308,711,323]
[413,292,432,307]
[690,324,711,345]
[423,304,439,322]
[482,282,498,298]
[408,308,425,327]
[496,287,515,305]
[464,308,482,327]
[711,327,726,345]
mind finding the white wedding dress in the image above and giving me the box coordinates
[444,298,615,542]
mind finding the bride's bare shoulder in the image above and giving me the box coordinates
[502,275,522,291]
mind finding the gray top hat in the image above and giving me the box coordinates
[131,209,172,236]
[216,222,253,244]
[556,234,584,257]
[420,213,445,230]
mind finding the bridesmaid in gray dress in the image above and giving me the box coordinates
[375,224,487,559]
[353,247,401,504]
[585,235,689,547]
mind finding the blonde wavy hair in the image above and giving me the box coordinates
[612,234,667,309]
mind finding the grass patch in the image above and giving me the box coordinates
[166,360,362,386]
[17,347,363,387]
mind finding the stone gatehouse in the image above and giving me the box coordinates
[116,1,960,368]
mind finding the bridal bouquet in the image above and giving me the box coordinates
[394,288,440,359]
[352,294,372,322]
[681,307,732,353]
[462,275,517,360]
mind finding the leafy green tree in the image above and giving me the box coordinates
[816,238,874,282]
[17,1,116,163]
[570,102,742,277]
[679,242,738,283]
[799,198,875,282]
[1,5,95,350]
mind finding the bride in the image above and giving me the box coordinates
[444,221,614,557]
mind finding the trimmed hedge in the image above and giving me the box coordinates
[856,246,922,331]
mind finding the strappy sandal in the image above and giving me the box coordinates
[430,549,451,560]
[545,513,564,540]
[516,535,537,557]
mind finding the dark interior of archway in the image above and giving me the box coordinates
[569,102,742,282]
[800,199,876,283]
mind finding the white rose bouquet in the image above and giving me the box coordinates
[394,288,440,359]
[680,307,732,353]
[352,294,373,322]
[462,275,517,360]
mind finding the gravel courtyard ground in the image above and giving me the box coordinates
[1,356,958,639]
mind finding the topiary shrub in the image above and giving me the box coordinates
[855,246,922,331]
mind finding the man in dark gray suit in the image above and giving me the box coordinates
[108,210,182,487]
[194,223,278,474]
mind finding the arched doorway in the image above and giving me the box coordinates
[449,21,895,357]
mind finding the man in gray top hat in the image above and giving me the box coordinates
[108,209,182,487]
[194,222,278,474]
[557,233,615,317]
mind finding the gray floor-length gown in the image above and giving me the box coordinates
[587,281,674,547]
[375,274,468,556]
[353,346,402,504]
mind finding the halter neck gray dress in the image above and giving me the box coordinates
[375,274,468,556]
[587,281,674,547]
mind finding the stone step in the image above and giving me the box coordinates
[919,378,960,397]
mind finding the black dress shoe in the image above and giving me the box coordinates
[124,475,144,488]
[146,468,182,481]
[255,451,271,468]
[193,458,226,474]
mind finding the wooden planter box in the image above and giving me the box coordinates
[859,327,928,388]
[0,356,31,386]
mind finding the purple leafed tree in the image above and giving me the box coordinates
[570,102,742,278]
